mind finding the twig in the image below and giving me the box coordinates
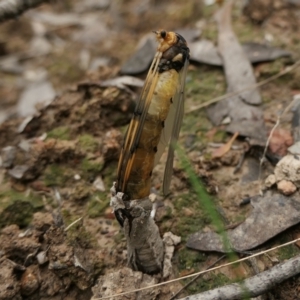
[64,217,83,232]
[0,0,49,22]
[186,60,300,114]
[178,254,300,300]
[258,97,298,185]
[93,237,300,299]
[170,255,226,300]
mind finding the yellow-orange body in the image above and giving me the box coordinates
[117,30,189,201]
[125,70,178,199]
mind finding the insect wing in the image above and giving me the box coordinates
[117,51,162,193]
[158,59,189,195]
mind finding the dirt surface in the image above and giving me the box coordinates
[1,0,300,299]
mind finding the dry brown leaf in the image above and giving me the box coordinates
[212,132,239,158]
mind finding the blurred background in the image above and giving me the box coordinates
[1,1,300,299]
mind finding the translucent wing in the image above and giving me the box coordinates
[117,50,162,194]
[156,59,189,195]
[117,30,189,199]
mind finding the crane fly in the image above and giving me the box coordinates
[117,30,190,201]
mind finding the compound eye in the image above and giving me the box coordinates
[160,30,166,39]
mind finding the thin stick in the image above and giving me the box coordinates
[64,217,83,232]
[186,60,300,114]
[94,237,300,300]
[179,254,300,300]
[258,98,298,184]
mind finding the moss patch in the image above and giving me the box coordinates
[72,183,91,202]
[0,200,35,228]
[78,134,99,152]
[101,162,118,189]
[186,68,225,105]
[64,215,98,249]
[278,243,299,261]
[171,192,210,240]
[202,23,218,42]
[196,273,232,294]
[47,126,71,140]
[0,189,44,210]
[87,192,109,218]
[176,247,231,295]
[44,164,71,187]
[47,52,84,87]
[0,187,44,228]
[80,157,103,175]
[0,189,44,228]
[182,67,225,140]
[178,248,206,271]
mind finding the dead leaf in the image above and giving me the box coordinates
[0,55,24,74]
[100,76,144,89]
[121,29,200,75]
[216,0,261,104]
[17,79,56,118]
[189,39,222,66]
[189,40,291,66]
[212,132,239,158]
[0,146,16,168]
[27,11,80,27]
[206,0,266,141]
[120,35,156,75]
[187,191,300,253]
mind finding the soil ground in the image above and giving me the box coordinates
[0,0,300,299]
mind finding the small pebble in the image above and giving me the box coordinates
[74,174,81,180]
[277,180,297,196]
[265,174,276,188]
[37,250,48,265]
[93,176,105,191]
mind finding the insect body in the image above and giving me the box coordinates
[117,30,190,200]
